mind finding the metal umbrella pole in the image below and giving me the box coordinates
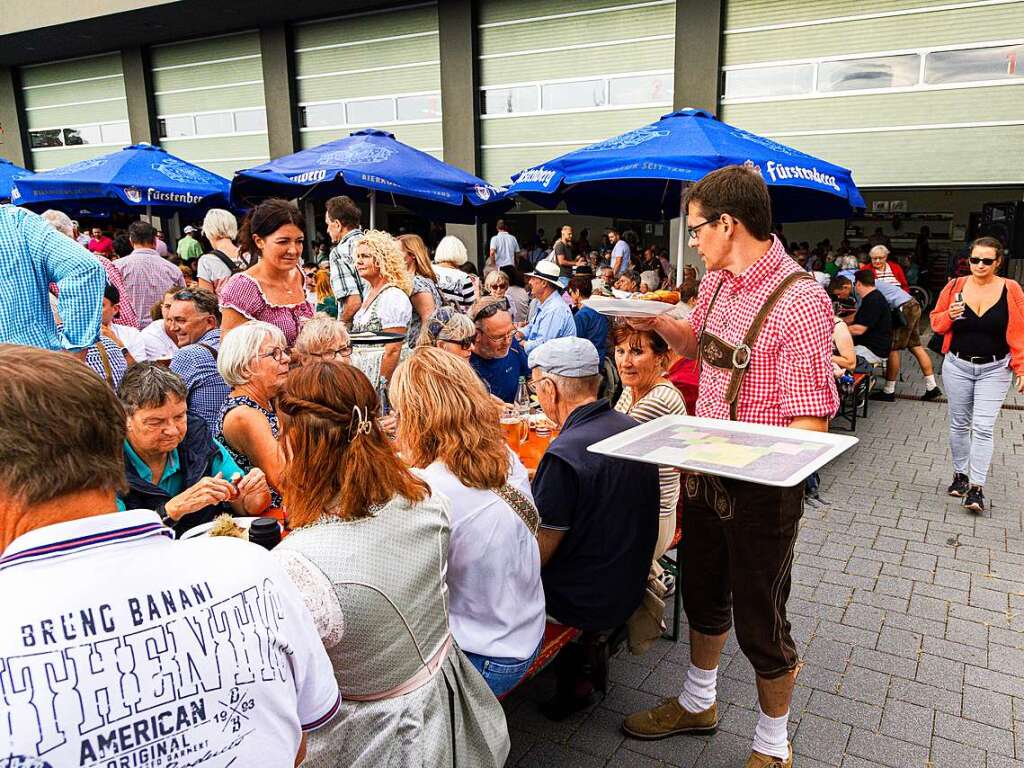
[369,189,377,230]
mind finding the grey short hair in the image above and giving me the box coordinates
[434,235,468,266]
[544,372,601,400]
[218,321,287,387]
[41,209,74,238]
[484,270,509,289]
[294,314,350,356]
[869,245,890,259]
[119,363,188,416]
[202,208,238,241]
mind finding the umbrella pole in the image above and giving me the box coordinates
[369,189,376,230]
[675,192,685,286]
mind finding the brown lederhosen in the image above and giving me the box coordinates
[681,271,811,679]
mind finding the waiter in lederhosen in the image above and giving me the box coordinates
[621,165,838,768]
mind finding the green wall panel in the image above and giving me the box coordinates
[160,133,270,161]
[24,100,128,128]
[22,77,127,111]
[724,0,962,29]
[724,6,1024,64]
[773,125,1024,186]
[149,32,260,69]
[19,53,123,88]
[482,106,668,146]
[481,38,674,85]
[195,158,265,180]
[152,60,263,94]
[154,83,265,115]
[297,68,440,102]
[301,121,442,150]
[292,5,438,50]
[721,85,1024,132]
[294,36,438,78]
[479,0,670,25]
[30,144,119,171]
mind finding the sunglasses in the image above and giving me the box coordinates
[969,257,997,266]
[443,336,475,351]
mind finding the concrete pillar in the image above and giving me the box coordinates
[438,0,482,263]
[122,48,159,145]
[259,25,299,160]
[670,0,724,277]
[0,66,29,167]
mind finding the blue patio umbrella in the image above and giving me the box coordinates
[0,158,32,202]
[231,128,511,225]
[11,143,231,217]
[507,109,865,223]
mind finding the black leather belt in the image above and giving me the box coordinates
[952,351,1003,365]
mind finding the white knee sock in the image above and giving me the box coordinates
[924,374,937,389]
[677,664,717,713]
[752,707,790,759]
[884,380,896,394]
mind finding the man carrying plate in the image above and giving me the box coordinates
[621,165,838,768]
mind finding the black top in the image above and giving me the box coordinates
[532,399,660,631]
[552,240,574,277]
[852,289,892,359]
[950,284,1010,360]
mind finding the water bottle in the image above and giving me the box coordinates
[249,518,281,550]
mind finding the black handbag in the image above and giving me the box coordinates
[927,331,945,355]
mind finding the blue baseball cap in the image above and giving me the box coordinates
[528,336,600,377]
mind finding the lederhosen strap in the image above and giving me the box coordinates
[94,341,114,385]
[698,272,813,421]
[493,482,540,535]
[197,342,218,360]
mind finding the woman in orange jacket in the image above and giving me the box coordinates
[930,237,1024,513]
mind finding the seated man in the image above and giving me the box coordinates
[167,288,231,430]
[117,362,271,536]
[867,278,942,402]
[469,296,530,403]
[529,337,659,716]
[0,345,339,767]
[567,276,610,365]
[845,269,892,366]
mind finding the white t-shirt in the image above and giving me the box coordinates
[352,285,413,331]
[489,231,520,269]
[196,251,248,295]
[112,323,147,361]
[414,453,546,660]
[139,318,180,361]
[433,265,477,311]
[0,510,340,768]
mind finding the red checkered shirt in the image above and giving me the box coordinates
[689,236,839,426]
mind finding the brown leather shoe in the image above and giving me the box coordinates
[621,698,718,740]
[745,744,793,768]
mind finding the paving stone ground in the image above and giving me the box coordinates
[502,350,1024,767]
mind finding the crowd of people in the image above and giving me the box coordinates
[1,163,1022,768]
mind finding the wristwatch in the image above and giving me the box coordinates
[158,506,176,528]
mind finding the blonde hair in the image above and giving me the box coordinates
[484,270,509,290]
[202,208,238,241]
[357,229,412,294]
[390,347,509,490]
[294,314,350,362]
[433,234,468,266]
[397,233,437,282]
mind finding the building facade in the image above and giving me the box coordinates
[0,0,1021,268]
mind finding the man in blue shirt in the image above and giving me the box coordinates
[568,275,609,364]
[518,260,576,354]
[167,288,231,430]
[0,204,105,352]
[469,297,530,402]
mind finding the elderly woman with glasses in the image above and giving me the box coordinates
[292,314,352,366]
[215,321,290,513]
[117,363,271,536]
[418,307,477,361]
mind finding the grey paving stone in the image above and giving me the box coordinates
[692,729,752,768]
[622,730,708,767]
[792,713,851,767]
[929,735,987,768]
[922,635,988,666]
[604,746,673,768]
[944,616,990,649]
[611,657,654,689]
[639,660,689,699]
[987,644,1024,676]
[846,728,930,768]
[962,684,1014,729]
[804,637,853,673]
[909,593,950,622]
[839,664,892,704]
[935,711,1016,756]
[573,707,626,759]
[842,603,885,634]
[876,625,922,659]
[988,757,1024,768]
[806,690,883,730]
[888,677,962,716]
[879,699,934,747]
[517,740,607,768]
[600,685,665,716]
[916,653,965,692]
[849,646,917,681]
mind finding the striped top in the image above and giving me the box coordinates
[615,381,687,517]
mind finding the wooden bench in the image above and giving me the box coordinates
[498,621,582,700]
[833,372,869,431]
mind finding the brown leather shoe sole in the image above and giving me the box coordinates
[621,719,719,741]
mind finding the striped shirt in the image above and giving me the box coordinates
[615,381,687,517]
[113,248,184,329]
[170,329,229,432]
[0,205,105,352]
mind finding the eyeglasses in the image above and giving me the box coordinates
[526,376,553,396]
[969,256,997,266]
[443,337,475,351]
[479,326,515,343]
[308,345,352,360]
[687,217,720,240]
[259,347,289,363]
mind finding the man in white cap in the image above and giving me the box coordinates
[517,260,576,354]
[177,225,203,264]
[528,336,660,718]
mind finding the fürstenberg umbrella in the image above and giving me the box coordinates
[231,128,512,226]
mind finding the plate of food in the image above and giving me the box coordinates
[180,515,261,540]
[584,292,680,317]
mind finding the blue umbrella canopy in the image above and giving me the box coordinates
[0,158,32,202]
[11,143,231,216]
[231,128,511,224]
[508,109,864,222]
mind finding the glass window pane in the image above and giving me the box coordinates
[817,54,919,92]
[300,102,344,128]
[609,73,673,105]
[541,80,606,110]
[481,86,538,115]
[396,94,441,121]
[194,112,234,136]
[63,125,102,146]
[345,98,395,125]
[158,115,195,138]
[100,122,131,145]
[925,44,1024,84]
[29,129,63,148]
[234,109,267,133]
[723,64,813,98]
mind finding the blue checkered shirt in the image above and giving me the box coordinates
[170,328,230,432]
[0,204,105,351]
[328,228,366,301]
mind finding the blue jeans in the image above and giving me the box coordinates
[942,353,1012,486]
[464,643,540,697]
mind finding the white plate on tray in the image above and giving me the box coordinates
[584,296,676,317]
